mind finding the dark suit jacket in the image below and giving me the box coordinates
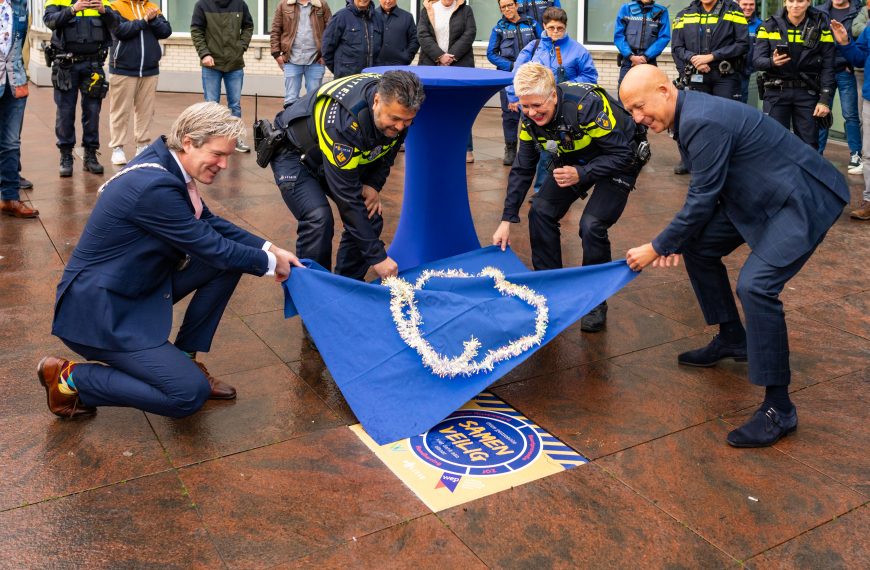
[53,137,270,352]
[653,90,848,268]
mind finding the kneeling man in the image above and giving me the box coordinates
[40,102,301,419]
[621,65,848,448]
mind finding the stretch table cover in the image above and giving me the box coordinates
[283,246,637,444]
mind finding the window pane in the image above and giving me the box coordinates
[584,0,625,45]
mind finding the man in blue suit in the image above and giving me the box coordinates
[39,102,301,419]
[620,65,848,448]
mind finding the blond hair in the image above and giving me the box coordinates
[513,62,557,99]
[166,102,246,151]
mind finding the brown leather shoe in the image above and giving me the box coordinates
[1,199,39,218]
[850,200,870,220]
[194,360,237,400]
[37,357,96,418]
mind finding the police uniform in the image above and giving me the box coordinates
[487,14,540,164]
[672,0,749,100]
[269,73,403,280]
[503,82,645,272]
[517,0,559,26]
[614,0,672,86]
[753,8,835,148]
[43,0,115,174]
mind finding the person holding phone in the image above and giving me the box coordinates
[753,0,835,148]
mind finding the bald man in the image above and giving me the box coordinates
[620,65,847,448]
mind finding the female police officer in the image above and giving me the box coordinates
[753,0,835,148]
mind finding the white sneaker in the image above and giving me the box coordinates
[111,147,127,165]
[847,152,863,175]
[135,145,148,156]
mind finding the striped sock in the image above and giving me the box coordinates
[183,351,196,359]
[57,361,77,395]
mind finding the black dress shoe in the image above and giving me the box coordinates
[727,404,797,448]
[673,163,689,175]
[678,334,747,367]
[580,301,608,332]
[19,177,33,189]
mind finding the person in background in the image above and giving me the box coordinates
[487,0,540,166]
[107,0,172,166]
[613,0,671,89]
[517,0,558,27]
[507,7,597,192]
[321,0,383,79]
[375,0,418,66]
[737,0,761,104]
[190,0,253,153]
[270,0,332,108]
[817,0,863,174]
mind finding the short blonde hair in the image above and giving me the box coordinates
[513,62,557,99]
[166,102,246,151]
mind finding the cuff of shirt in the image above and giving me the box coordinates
[262,241,276,276]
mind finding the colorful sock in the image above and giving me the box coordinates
[183,351,196,359]
[764,385,793,413]
[719,320,746,345]
[57,361,77,395]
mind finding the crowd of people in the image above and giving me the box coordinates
[0,1,861,450]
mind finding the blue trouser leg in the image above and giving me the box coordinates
[0,85,26,201]
[819,70,862,154]
[335,213,384,280]
[223,68,244,118]
[499,89,519,144]
[271,148,335,269]
[764,86,819,149]
[79,62,104,149]
[172,256,242,354]
[578,171,636,266]
[54,75,79,149]
[533,151,549,192]
[62,339,211,417]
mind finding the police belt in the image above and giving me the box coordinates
[54,52,104,64]
[763,78,813,90]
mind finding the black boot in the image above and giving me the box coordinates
[83,147,104,175]
[503,141,517,166]
[580,301,608,332]
[59,149,74,178]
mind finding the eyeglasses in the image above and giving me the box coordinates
[523,92,554,113]
[544,25,566,33]
[499,3,516,10]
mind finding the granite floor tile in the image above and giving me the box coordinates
[797,292,870,341]
[786,312,870,382]
[147,364,343,467]
[179,427,428,567]
[0,407,170,512]
[242,310,309,363]
[597,421,867,561]
[227,274,287,318]
[0,304,67,360]
[278,515,485,569]
[619,278,717,329]
[0,268,64,309]
[286,354,357,424]
[491,332,595,388]
[195,315,284,377]
[0,471,224,569]
[440,465,734,568]
[745,504,870,568]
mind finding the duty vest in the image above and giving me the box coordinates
[45,0,112,55]
[622,1,668,53]
[493,17,539,63]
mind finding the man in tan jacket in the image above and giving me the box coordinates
[270,0,332,107]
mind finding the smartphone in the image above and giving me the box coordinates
[775,43,789,54]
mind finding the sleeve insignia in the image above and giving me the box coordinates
[350,121,359,131]
[595,111,612,130]
[332,142,354,167]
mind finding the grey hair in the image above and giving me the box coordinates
[513,62,556,99]
[376,70,426,111]
[166,102,246,151]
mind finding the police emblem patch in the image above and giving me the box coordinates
[350,121,359,131]
[332,142,353,167]
[595,111,612,130]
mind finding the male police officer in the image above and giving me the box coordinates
[44,0,116,176]
[266,70,424,280]
[492,62,648,332]
[613,0,672,88]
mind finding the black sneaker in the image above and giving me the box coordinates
[580,301,608,332]
[727,404,797,448]
[673,163,689,175]
[59,150,74,178]
[678,334,747,367]
[83,148,104,175]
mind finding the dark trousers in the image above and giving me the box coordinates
[54,61,104,150]
[677,70,743,167]
[763,86,819,149]
[617,57,657,90]
[60,257,242,417]
[0,84,26,201]
[681,206,822,387]
[528,167,638,270]
[271,148,384,280]
[499,89,520,144]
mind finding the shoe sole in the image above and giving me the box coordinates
[678,355,748,368]
[112,160,127,165]
[1,210,38,219]
[850,214,870,220]
[727,425,797,448]
[59,172,72,178]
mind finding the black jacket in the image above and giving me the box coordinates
[44,0,118,56]
[417,0,476,67]
[109,1,172,77]
[672,0,749,72]
[322,1,383,78]
[375,5,419,65]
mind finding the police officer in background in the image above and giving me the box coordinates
[671,0,748,174]
[753,0,834,149]
[517,0,558,27]
[613,0,671,88]
[44,0,116,177]
[487,0,540,166]
[492,62,648,333]
[738,0,762,103]
[266,71,424,280]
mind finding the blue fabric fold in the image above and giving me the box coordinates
[283,246,636,444]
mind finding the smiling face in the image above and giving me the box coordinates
[519,90,557,126]
[785,0,811,22]
[738,0,755,19]
[619,66,677,133]
[178,135,235,185]
[372,93,417,138]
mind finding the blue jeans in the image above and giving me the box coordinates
[0,84,26,201]
[202,67,244,118]
[818,69,861,155]
[283,62,325,107]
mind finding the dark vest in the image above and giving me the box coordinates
[622,1,668,53]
